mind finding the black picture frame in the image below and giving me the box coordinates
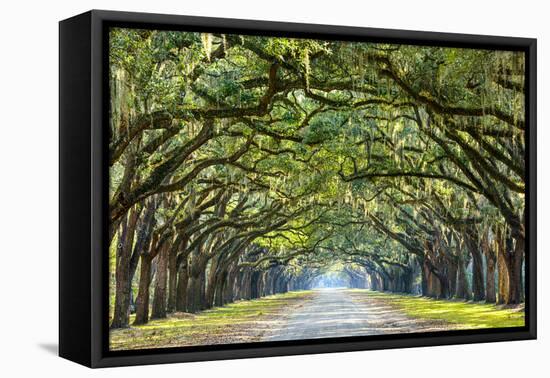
[59,9,537,368]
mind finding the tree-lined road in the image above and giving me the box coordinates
[108,29,527,347]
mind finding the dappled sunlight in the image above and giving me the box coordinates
[351,290,525,329]
[111,287,525,350]
[110,291,314,350]
[262,288,455,342]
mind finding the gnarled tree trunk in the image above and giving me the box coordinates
[111,207,140,329]
[175,260,189,312]
[166,244,178,313]
[134,254,152,325]
[151,243,169,319]
[483,231,497,303]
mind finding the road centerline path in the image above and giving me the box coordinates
[261,288,453,341]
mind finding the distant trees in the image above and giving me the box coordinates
[109,28,525,328]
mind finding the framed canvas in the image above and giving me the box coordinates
[59,10,537,368]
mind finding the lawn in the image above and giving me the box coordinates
[351,290,525,329]
[110,290,313,350]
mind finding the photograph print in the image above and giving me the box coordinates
[108,26,527,351]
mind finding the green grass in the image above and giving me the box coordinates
[110,290,313,350]
[351,290,525,329]
[110,289,524,350]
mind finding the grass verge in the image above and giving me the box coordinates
[351,290,524,329]
[110,290,313,350]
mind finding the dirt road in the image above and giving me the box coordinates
[261,288,452,341]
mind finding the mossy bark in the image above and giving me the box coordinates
[111,207,140,329]
[151,244,169,319]
[175,261,189,312]
[134,255,152,325]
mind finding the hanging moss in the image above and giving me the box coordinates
[201,33,213,61]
